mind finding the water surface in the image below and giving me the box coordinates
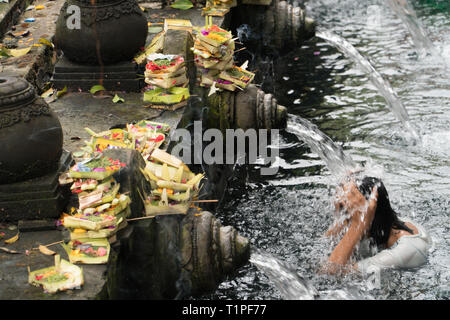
[204,0,450,300]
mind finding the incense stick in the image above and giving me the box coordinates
[234,47,247,53]
[127,216,155,222]
[32,240,63,250]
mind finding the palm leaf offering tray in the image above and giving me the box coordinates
[77,190,130,216]
[144,53,190,109]
[202,0,236,16]
[76,177,120,210]
[192,21,255,94]
[219,65,255,89]
[68,207,130,241]
[83,122,169,157]
[201,70,236,91]
[141,148,204,216]
[143,87,190,111]
[66,199,130,242]
[61,154,131,249]
[193,24,234,65]
[134,30,165,65]
[126,123,167,157]
[68,155,126,180]
[62,238,110,265]
[84,128,134,153]
[70,178,98,194]
[28,255,83,294]
[145,54,185,75]
[143,161,195,184]
[163,19,193,32]
[63,211,117,231]
[146,72,188,89]
[133,120,171,135]
[145,54,188,88]
[196,24,233,47]
[206,0,237,8]
[201,7,230,17]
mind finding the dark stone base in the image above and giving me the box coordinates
[51,57,144,92]
[0,151,73,222]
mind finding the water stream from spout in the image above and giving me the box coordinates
[385,0,438,59]
[286,113,358,178]
[315,29,421,143]
[252,115,375,299]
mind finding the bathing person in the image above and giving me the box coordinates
[322,176,431,275]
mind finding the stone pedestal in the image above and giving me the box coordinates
[52,0,148,92]
[0,76,71,222]
[52,56,143,92]
[0,150,73,222]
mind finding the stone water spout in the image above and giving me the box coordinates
[98,149,250,299]
[201,84,287,131]
[102,211,250,299]
[233,0,316,54]
[236,85,287,130]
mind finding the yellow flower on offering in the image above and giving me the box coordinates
[208,33,226,42]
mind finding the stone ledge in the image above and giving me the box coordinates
[0,0,28,39]
[1,0,65,92]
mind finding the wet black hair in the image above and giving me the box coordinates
[356,176,414,246]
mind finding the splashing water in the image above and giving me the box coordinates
[315,29,421,143]
[250,250,368,300]
[286,113,358,179]
[250,250,319,300]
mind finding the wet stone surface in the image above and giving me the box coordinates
[50,92,185,153]
[0,226,106,300]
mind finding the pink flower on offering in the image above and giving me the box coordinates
[93,168,106,172]
[201,29,209,36]
[97,247,107,257]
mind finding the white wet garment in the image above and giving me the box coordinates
[357,219,432,273]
